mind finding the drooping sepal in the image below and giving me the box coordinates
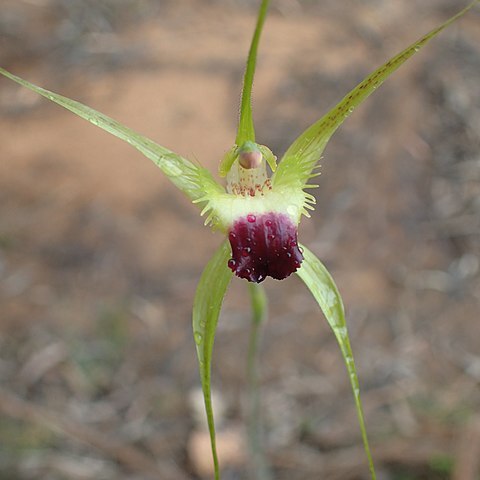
[192,241,233,480]
[296,245,376,480]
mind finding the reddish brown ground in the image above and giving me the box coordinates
[1,1,479,479]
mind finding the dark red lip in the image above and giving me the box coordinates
[227,212,303,282]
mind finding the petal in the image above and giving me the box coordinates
[0,67,221,203]
[192,240,233,480]
[273,1,479,193]
[296,245,376,480]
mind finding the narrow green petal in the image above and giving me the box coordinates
[192,241,233,480]
[296,245,376,480]
[236,0,271,146]
[273,1,479,191]
[258,145,277,172]
[0,67,218,202]
[219,145,238,177]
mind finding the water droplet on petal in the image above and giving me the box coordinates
[194,332,203,345]
[162,155,183,177]
[247,214,256,223]
[287,205,299,217]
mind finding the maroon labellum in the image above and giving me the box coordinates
[227,212,303,282]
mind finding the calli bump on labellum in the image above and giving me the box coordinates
[1,1,478,479]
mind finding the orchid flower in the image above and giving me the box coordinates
[1,1,478,479]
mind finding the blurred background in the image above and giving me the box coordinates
[1,1,479,479]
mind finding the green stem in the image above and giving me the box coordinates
[246,283,272,480]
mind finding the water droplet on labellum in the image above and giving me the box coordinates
[227,212,303,282]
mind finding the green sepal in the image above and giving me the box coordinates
[235,0,271,146]
[296,244,376,480]
[192,240,233,480]
[0,66,219,203]
[273,0,479,192]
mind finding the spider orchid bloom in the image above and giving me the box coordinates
[199,138,308,283]
[1,1,477,479]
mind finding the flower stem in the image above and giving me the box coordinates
[246,283,272,480]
